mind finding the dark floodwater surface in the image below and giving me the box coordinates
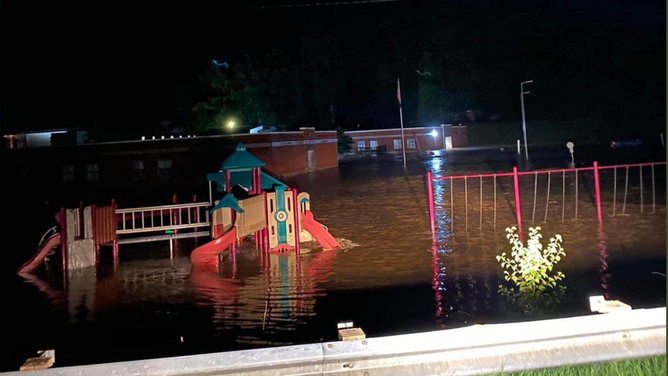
[4,146,666,370]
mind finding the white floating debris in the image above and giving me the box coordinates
[589,295,632,313]
[338,238,359,250]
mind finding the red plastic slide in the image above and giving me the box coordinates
[301,211,341,250]
[17,233,61,275]
[190,228,238,267]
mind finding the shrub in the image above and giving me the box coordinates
[496,226,566,314]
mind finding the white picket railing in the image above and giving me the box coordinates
[116,202,210,235]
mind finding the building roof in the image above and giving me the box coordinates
[220,143,265,171]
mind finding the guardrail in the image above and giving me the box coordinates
[4,307,664,375]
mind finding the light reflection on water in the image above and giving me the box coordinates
[17,149,666,367]
[76,155,666,324]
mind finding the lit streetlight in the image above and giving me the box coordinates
[520,80,533,159]
[227,121,235,130]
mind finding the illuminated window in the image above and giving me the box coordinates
[407,139,416,149]
[370,140,378,149]
[85,164,99,180]
[393,140,402,149]
[357,141,365,150]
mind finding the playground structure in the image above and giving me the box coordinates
[190,143,340,267]
[17,143,340,275]
[426,161,666,237]
[17,204,111,275]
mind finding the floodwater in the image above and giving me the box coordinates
[4,145,666,370]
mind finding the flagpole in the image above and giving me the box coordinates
[398,77,407,167]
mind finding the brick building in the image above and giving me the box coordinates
[2,128,338,206]
[345,125,467,153]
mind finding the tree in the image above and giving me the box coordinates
[293,24,342,129]
[336,127,352,154]
[193,53,285,132]
[192,25,342,133]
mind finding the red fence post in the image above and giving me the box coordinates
[262,191,269,255]
[111,199,119,263]
[426,171,436,237]
[593,161,603,223]
[293,189,300,256]
[172,193,179,234]
[513,166,523,237]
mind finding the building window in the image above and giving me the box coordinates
[131,160,146,181]
[158,159,172,169]
[407,139,416,149]
[393,140,402,149]
[158,159,173,180]
[85,164,99,180]
[357,141,365,150]
[132,160,145,170]
[63,165,75,181]
[370,140,378,149]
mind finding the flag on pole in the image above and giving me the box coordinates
[397,78,402,106]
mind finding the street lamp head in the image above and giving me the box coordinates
[521,80,534,86]
[227,121,235,129]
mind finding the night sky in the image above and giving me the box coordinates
[1,0,665,139]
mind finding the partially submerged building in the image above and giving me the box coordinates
[345,125,467,154]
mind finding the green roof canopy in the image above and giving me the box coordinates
[207,171,287,193]
[221,143,265,172]
[211,194,244,213]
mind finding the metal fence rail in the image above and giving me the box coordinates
[426,161,666,236]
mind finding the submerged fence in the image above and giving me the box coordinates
[426,161,666,236]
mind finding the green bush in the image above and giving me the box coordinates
[497,226,567,314]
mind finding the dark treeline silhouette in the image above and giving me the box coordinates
[2,0,664,141]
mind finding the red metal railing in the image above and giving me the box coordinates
[427,161,666,237]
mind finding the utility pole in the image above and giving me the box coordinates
[520,80,533,159]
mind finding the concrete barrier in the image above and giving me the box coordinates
[4,307,664,375]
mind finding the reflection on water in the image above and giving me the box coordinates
[190,249,337,344]
[597,222,610,300]
[11,148,666,369]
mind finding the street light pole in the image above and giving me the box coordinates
[520,80,533,159]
